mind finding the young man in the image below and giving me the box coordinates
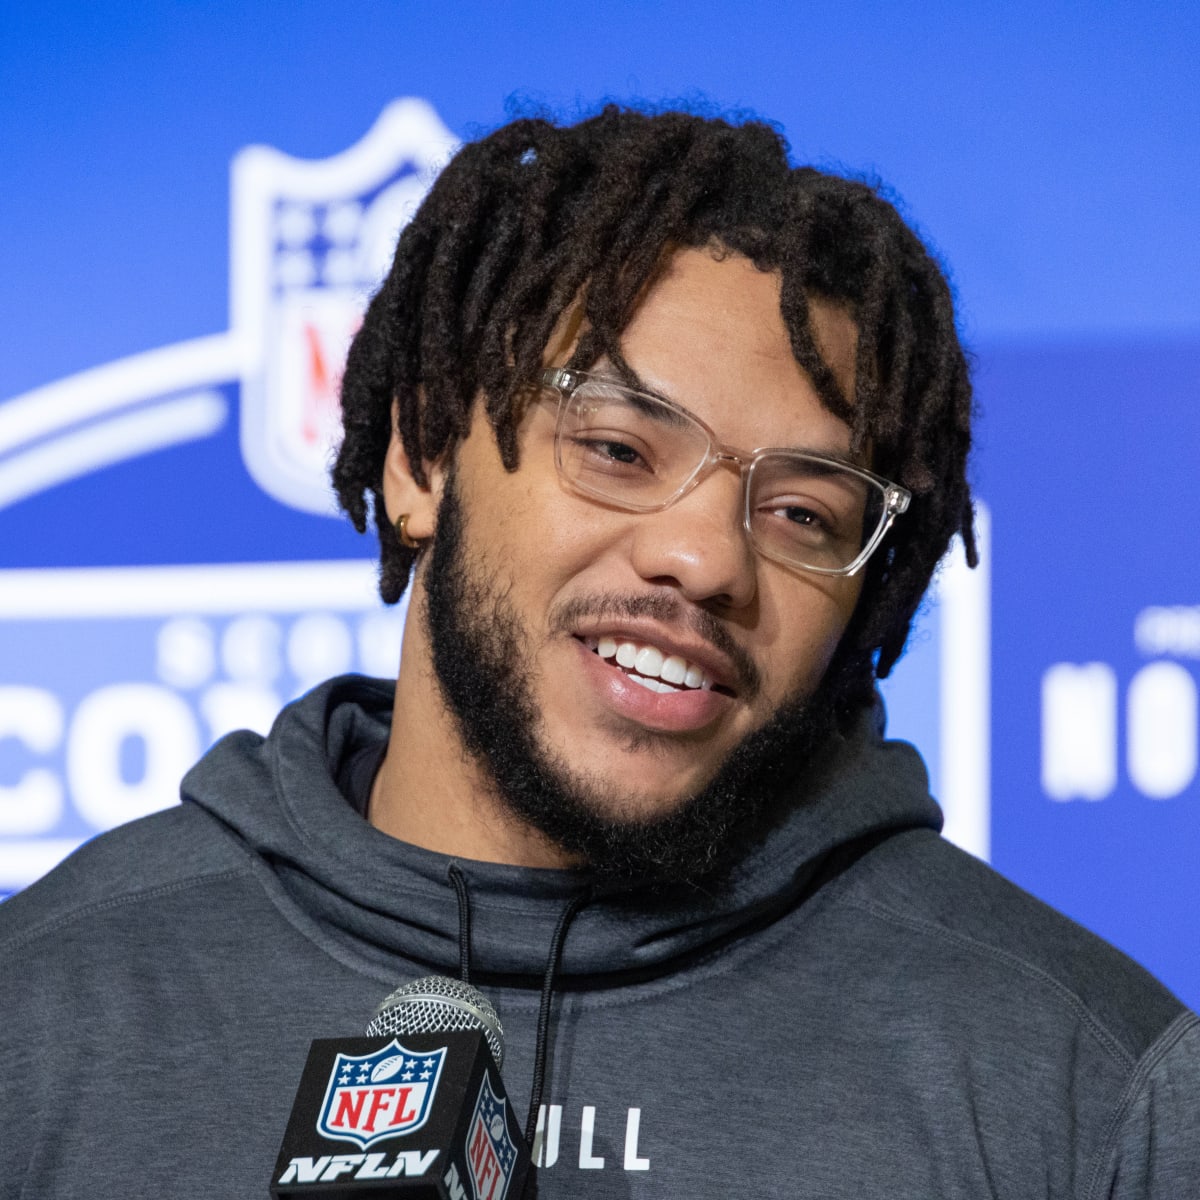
[2,107,1196,1198]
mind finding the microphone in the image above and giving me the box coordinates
[272,976,531,1199]
[367,977,505,1063]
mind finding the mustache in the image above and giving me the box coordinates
[550,591,762,698]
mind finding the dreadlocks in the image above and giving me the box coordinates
[333,104,976,707]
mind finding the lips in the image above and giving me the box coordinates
[579,635,733,696]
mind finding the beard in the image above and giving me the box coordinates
[421,471,838,889]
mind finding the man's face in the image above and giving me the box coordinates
[414,248,864,872]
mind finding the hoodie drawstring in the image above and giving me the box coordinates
[447,862,473,985]
[524,886,591,1145]
[445,864,592,1153]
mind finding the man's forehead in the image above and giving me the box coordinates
[551,251,856,377]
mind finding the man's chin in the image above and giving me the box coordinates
[487,717,819,889]
[536,747,724,825]
[498,777,745,888]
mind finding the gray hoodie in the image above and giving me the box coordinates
[1,675,1197,1198]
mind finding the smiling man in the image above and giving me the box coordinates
[367,248,879,880]
[2,107,1197,1199]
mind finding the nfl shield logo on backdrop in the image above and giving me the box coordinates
[231,99,459,514]
[316,1039,447,1150]
[464,1073,519,1200]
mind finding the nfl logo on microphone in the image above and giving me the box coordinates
[464,1073,519,1200]
[317,1039,447,1149]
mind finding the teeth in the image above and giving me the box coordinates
[661,655,687,685]
[634,646,664,676]
[629,674,672,694]
[591,637,715,692]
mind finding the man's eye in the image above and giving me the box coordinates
[759,501,838,543]
[763,501,824,525]
[783,505,827,530]
[579,438,646,468]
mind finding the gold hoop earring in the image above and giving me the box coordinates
[395,514,422,550]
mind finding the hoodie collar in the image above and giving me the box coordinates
[182,675,941,983]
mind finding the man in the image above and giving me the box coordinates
[1,107,1196,1198]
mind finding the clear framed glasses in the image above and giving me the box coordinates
[538,367,911,576]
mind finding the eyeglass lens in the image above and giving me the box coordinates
[554,379,885,572]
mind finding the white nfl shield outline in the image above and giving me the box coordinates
[316,1037,448,1150]
[231,99,459,514]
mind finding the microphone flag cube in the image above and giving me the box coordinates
[272,1031,529,1198]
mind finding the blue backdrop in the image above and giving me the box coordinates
[1,1,1197,1005]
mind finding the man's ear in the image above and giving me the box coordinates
[381,401,448,542]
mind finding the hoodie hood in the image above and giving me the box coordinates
[181,675,942,984]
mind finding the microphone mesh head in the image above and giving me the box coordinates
[367,975,505,1068]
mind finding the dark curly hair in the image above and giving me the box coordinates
[333,104,976,710]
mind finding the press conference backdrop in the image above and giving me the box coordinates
[1,4,1197,1007]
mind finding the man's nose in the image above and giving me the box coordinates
[626,470,757,608]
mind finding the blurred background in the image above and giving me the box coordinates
[1,1,1197,1003]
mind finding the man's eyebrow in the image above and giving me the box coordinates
[796,445,869,470]
[586,362,695,428]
